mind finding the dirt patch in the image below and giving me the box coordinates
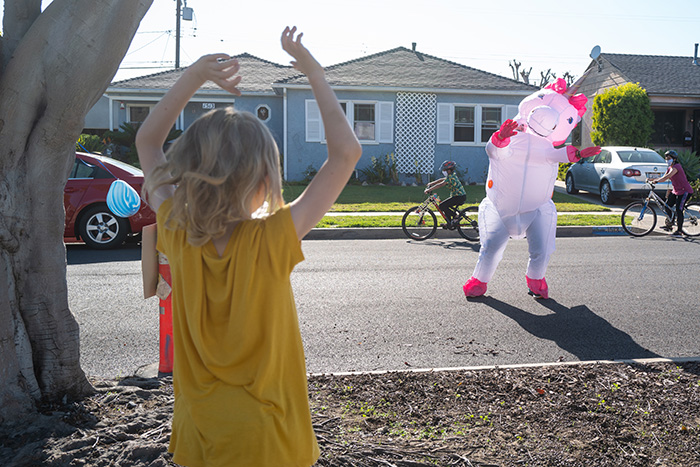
[1,361,699,466]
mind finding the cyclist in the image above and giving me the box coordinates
[424,160,467,229]
[649,150,694,236]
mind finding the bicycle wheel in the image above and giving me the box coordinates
[682,202,700,237]
[456,206,479,241]
[621,201,657,237]
[401,206,437,240]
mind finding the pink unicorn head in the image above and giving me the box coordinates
[515,78,588,146]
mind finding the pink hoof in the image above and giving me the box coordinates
[463,277,487,297]
[526,276,549,299]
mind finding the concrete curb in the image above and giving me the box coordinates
[303,225,631,241]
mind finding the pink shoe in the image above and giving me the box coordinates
[526,276,549,299]
[463,277,487,297]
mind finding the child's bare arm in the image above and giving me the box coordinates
[282,27,362,240]
[135,54,242,211]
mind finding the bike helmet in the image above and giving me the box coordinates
[440,160,456,172]
[664,150,678,160]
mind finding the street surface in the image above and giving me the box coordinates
[67,235,700,378]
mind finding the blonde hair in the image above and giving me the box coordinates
[144,107,283,246]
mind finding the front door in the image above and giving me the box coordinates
[694,109,700,153]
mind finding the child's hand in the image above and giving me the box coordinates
[189,54,242,96]
[281,26,324,80]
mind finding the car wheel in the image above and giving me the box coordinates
[565,173,578,194]
[600,180,615,205]
[78,205,129,249]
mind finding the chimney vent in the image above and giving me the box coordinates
[694,43,699,66]
[412,42,417,52]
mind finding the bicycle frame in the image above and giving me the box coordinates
[639,185,679,223]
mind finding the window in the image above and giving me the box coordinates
[256,104,271,122]
[354,103,376,140]
[481,107,502,143]
[127,104,152,124]
[306,100,393,143]
[454,106,475,142]
[651,110,685,145]
[438,103,514,145]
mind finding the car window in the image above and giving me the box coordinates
[71,159,96,179]
[593,150,611,164]
[617,150,664,164]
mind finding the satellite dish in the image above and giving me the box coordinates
[590,45,601,60]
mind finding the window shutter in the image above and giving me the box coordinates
[305,100,323,142]
[504,105,519,121]
[436,103,452,144]
[377,101,394,143]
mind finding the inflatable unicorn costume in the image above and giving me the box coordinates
[463,78,600,299]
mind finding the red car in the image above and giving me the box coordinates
[64,153,155,249]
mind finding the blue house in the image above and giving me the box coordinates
[85,46,536,183]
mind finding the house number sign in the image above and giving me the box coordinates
[202,103,215,110]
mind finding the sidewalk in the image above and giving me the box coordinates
[307,180,628,240]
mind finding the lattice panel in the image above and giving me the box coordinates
[395,92,437,175]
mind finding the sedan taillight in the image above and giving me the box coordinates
[623,169,641,177]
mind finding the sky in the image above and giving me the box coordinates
[5,0,700,84]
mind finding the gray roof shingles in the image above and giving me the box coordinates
[279,47,537,91]
[112,48,536,94]
[602,53,700,96]
[110,53,295,93]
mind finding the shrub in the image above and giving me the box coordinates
[76,134,106,154]
[359,153,399,184]
[558,162,572,181]
[591,82,653,146]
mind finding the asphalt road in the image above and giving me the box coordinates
[67,235,700,378]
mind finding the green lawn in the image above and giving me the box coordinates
[283,184,610,213]
[316,214,621,228]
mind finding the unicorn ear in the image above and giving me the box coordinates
[568,94,588,117]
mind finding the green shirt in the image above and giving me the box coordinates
[445,172,466,197]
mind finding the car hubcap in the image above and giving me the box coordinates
[87,213,118,243]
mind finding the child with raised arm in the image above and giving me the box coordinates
[135,27,362,467]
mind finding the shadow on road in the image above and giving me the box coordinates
[405,239,481,252]
[66,243,142,265]
[478,296,660,362]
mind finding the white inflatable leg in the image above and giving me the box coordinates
[525,201,557,280]
[472,200,511,283]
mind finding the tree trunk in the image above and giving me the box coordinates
[0,0,152,423]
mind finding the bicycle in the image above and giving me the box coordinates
[620,181,700,237]
[401,193,479,241]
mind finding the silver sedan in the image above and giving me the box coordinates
[565,146,672,204]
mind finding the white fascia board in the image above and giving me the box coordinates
[273,83,533,96]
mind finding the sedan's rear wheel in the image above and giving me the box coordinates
[78,205,129,249]
[565,173,578,194]
[600,180,615,205]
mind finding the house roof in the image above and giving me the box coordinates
[110,53,295,93]
[599,53,700,96]
[277,47,537,92]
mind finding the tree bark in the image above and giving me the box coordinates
[0,0,153,423]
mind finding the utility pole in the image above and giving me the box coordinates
[175,0,181,69]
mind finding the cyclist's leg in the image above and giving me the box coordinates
[664,193,678,229]
[439,195,465,223]
[677,193,689,231]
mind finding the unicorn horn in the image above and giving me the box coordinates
[563,66,595,98]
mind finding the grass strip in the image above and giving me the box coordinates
[315,214,622,229]
[284,184,610,213]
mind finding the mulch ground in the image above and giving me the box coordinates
[1,361,699,466]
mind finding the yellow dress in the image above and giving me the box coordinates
[157,200,319,467]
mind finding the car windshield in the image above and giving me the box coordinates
[617,150,665,164]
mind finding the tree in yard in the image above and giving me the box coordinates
[0,0,152,422]
[590,82,654,147]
